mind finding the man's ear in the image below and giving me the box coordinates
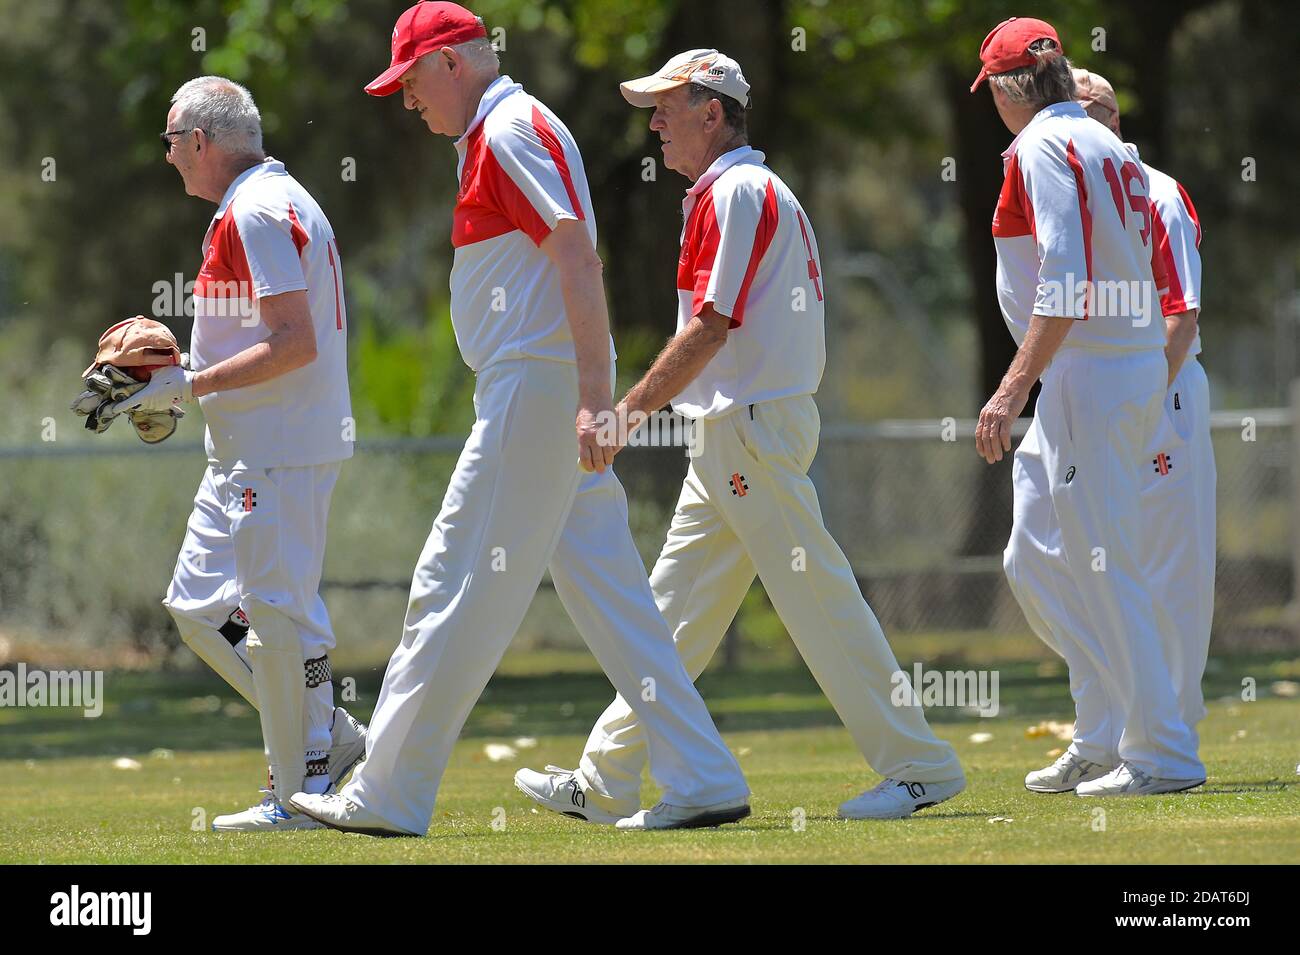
[708,99,723,130]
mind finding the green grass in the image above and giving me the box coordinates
[2,644,1299,864]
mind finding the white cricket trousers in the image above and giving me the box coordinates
[343,358,748,834]
[163,462,341,776]
[1144,358,1216,733]
[1003,347,1204,779]
[576,395,963,817]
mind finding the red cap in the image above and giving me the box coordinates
[365,2,488,96]
[969,17,1061,92]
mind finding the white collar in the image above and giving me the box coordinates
[213,157,284,218]
[1001,101,1087,159]
[455,75,523,149]
[687,145,766,196]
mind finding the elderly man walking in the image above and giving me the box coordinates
[516,49,965,824]
[972,17,1204,796]
[291,2,749,836]
[122,76,366,830]
[1075,68,1214,747]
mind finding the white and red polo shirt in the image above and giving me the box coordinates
[671,146,826,420]
[450,76,613,372]
[992,101,1167,351]
[1138,154,1203,356]
[192,158,352,469]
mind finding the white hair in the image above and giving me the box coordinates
[453,35,500,75]
[170,76,264,156]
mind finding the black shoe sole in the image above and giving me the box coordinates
[662,803,752,830]
[290,802,417,838]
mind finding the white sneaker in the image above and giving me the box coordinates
[289,791,417,837]
[838,776,966,820]
[614,798,751,830]
[514,765,624,825]
[1075,762,1205,797]
[327,706,367,792]
[211,790,324,832]
[1025,751,1113,793]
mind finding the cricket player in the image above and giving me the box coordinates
[516,49,966,823]
[290,2,750,835]
[971,18,1205,796]
[119,76,365,830]
[1033,67,1213,770]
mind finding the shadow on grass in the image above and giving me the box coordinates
[1,651,1294,761]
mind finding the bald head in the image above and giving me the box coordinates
[1073,68,1120,136]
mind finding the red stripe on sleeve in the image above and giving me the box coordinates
[530,106,584,222]
[1149,201,1185,315]
[1175,180,1202,247]
[1065,140,1093,320]
[287,202,310,256]
[730,179,780,327]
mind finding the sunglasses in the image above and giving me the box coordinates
[160,128,201,156]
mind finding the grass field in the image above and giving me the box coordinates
[2,640,1299,864]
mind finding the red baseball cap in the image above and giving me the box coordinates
[365,2,488,96]
[969,17,1062,92]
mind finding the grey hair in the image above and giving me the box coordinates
[687,82,748,139]
[170,76,264,156]
[988,38,1076,110]
[454,33,500,74]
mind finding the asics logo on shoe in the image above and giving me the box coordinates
[901,781,926,799]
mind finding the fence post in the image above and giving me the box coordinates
[1292,380,1300,636]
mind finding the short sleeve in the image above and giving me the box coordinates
[693,176,778,327]
[485,106,586,247]
[232,201,309,298]
[1019,138,1092,318]
[1152,185,1202,316]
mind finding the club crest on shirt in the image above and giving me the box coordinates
[729,472,749,497]
[1152,452,1173,476]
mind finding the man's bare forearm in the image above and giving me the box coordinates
[191,292,317,398]
[1164,308,1199,387]
[998,314,1074,398]
[559,257,613,405]
[623,312,728,417]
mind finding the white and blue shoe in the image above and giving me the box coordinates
[212,790,324,832]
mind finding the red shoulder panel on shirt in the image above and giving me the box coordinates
[195,204,253,298]
[679,187,720,317]
[992,151,1034,239]
[453,123,558,248]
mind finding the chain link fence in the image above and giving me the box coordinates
[1,394,1294,669]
